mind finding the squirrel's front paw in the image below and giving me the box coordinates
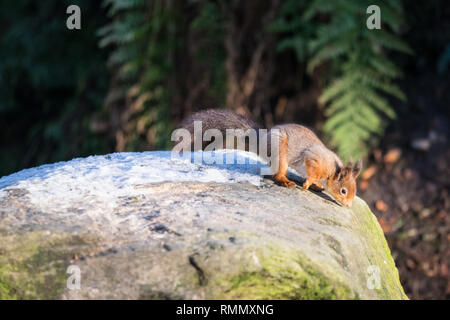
[302,179,324,192]
[274,174,296,188]
[282,180,296,188]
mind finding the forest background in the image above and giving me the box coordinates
[0,0,449,299]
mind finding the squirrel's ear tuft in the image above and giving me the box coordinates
[347,157,354,168]
[353,159,362,177]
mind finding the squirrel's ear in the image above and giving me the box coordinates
[353,159,362,177]
[334,163,342,180]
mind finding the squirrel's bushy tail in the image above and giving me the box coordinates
[179,109,261,150]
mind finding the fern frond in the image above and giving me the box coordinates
[98,0,178,149]
[368,55,402,78]
[367,29,413,54]
[319,73,358,104]
[277,0,411,159]
[307,40,349,74]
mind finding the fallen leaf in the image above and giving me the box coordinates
[437,211,447,221]
[377,217,390,233]
[406,259,416,269]
[376,200,388,212]
[404,169,414,180]
[440,263,448,277]
[359,180,369,190]
[384,148,402,164]
[362,165,377,180]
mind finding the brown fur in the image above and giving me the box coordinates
[273,137,295,188]
[178,109,362,206]
[179,109,259,150]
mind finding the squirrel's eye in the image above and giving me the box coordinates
[340,188,347,195]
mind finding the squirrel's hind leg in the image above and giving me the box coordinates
[273,137,296,188]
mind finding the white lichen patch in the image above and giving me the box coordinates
[0,150,268,208]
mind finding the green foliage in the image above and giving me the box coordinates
[0,0,110,176]
[99,0,226,150]
[274,0,411,160]
[99,0,178,150]
[190,1,226,105]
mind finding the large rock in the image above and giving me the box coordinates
[0,151,407,299]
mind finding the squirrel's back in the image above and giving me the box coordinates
[270,123,342,175]
[179,109,260,149]
[178,109,336,160]
[180,109,259,133]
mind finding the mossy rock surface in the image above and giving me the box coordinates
[0,151,407,299]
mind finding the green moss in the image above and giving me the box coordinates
[0,196,407,300]
[0,231,94,300]
[351,197,408,300]
[205,202,408,300]
[216,245,353,300]
[0,276,17,300]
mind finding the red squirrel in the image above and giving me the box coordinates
[179,109,362,207]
